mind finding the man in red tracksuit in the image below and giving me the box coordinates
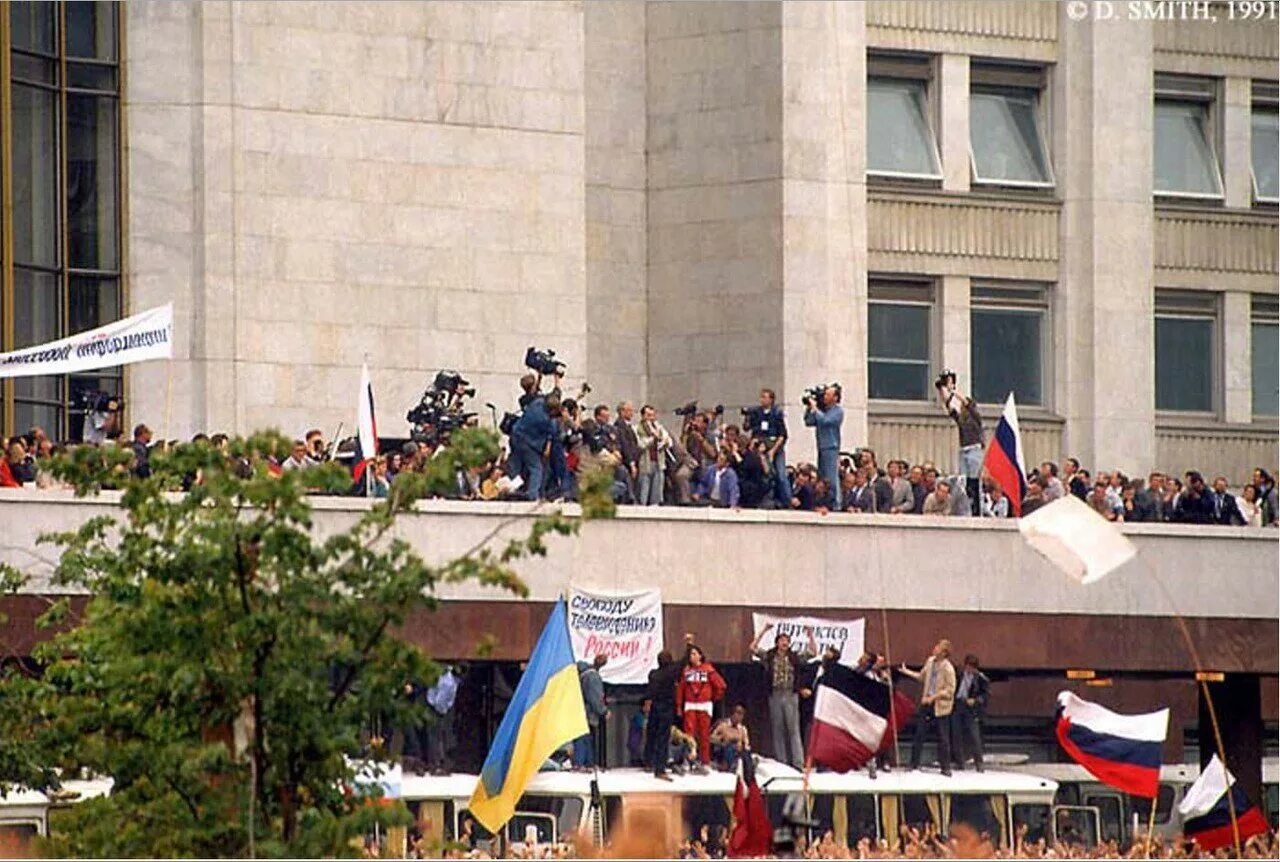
[675,638,727,770]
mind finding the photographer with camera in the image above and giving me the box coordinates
[81,391,124,445]
[510,392,562,501]
[934,371,984,516]
[635,404,673,506]
[802,384,844,509]
[743,388,790,508]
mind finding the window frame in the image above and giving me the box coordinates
[1250,80,1279,205]
[866,53,944,183]
[1153,74,1225,201]
[1154,289,1220,418]
[2,1,126,440]
[968,62,1055,190]
[970,282,1052,411]
[1251,294,1279,420]
[867,277,937,405]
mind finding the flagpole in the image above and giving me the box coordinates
[1144,798,1157,858]
[1139,558,1241,858]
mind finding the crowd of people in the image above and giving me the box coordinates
[1,370,1276,529]
[412,825,1279,860]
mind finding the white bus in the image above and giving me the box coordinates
[1002,756,1279,845]
[397,761,1064,855]
[0,779,112,858]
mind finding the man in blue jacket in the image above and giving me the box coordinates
[803,385,844,509]
[512,394,560,500]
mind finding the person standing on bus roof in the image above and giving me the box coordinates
[900,638,956,776]
[675,637,726,773]
[951,653,989,772]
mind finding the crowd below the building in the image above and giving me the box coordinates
[1,371,1276,529]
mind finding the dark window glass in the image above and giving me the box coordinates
[1252,321,1278,417]
[972,308,1043,405]
[67,94,119,271]
[1012,804,1050,846]
[11,84,60,268]
[65,0,117,60]
[1128,786,1176,825]
[1084,794,1123,844]
[10,2,57,54]
[14,401,62,439]
[70,275,119,335]
[12,52,57,85]
[13,268,61,349]
[1155,316,1214,411]
[67,62,117,91]
[868,302,931,401]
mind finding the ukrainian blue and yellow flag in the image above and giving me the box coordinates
[468,598,587,833]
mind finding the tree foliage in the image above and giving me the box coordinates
[0,428,608,857]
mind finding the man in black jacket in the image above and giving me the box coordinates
[1209,476,1245,526]
[614,401,641,503]
[643,648,684,780]
[951,654,989,772]
[1175,471,1216,524]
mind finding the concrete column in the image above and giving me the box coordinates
[938,54,971,193]
[1056,8,1156,474]
[941,275,972,394]
[1199,675,1263,812]
[780,1,867,461]
[1222,77,1254,209]
[1223,291,1252,424]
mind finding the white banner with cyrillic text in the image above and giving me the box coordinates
[0,303,173,378]
[567,586,663,684]
[751,613,864,669]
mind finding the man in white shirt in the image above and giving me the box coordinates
[282,439,316,472]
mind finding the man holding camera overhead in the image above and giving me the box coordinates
[803,384,844,509]
[935,371,984,516]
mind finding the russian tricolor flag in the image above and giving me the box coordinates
[353,363,378,483]
[1055,691,1169,798]
[982,393,1028,516]
[1179,754,1270,852]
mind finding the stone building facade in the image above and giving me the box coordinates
[21,0,1280,479]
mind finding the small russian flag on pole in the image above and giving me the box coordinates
[353,363,378,484]
[982,393,1028,516]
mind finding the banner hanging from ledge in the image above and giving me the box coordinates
[0,303,173,378]
[567,586,663,684]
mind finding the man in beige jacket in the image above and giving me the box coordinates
[900,638,956,776]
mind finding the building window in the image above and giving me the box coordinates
[1155,290,1217,414]
[969,62,1053,188]
[1154,75,1223,199]
[1253,296,1278,418]
[970,284,1049,407]
[868,279,934,402]
[4,1,123,440]
[1252,81,1279,204]
[866,54,941,180]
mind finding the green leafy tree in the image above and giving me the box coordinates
[0,428,613,857]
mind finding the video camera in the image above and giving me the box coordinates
[804,382,841,406]
[80,390,124,413]
[524,346,565,377]
[407,370,477,445]
[674,401,723,418]
[934,369,957,391]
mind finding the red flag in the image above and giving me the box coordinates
[728,755,771,858]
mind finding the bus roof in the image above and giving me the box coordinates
[767,768,1057,797]
[1002,762,1198,785]
[398,760,1055,801]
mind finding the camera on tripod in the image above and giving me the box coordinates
[524,346,565,377]
[434,370,475,398]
